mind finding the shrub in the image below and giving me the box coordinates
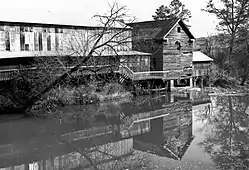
[102,83,126,95]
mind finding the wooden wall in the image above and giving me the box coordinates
[120,55,150,72]
[163,23,193,71]
[131,22,194,73]
[0,23,132,55]
[132,39,163,71]
[193,62,212,77]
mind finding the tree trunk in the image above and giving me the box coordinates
[21,56,92,112]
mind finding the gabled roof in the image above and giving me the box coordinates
[126,18,195,40]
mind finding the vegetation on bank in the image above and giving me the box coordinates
[29,82,131,116]
[206,64,249,93]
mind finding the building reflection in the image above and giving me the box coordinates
[133,98,193,160]
[0,92,210,170]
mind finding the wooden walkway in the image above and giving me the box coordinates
[119,65,192,81]
[0,65,192,81]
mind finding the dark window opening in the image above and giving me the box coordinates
[55,35,59,51]
[5,31,10,51]
[175,41,181,50]
[20,26,25,32]
[25,44,29,51]
[152,58,156,70]
[47,35,51,51]
[38,32,43,51]
[177,27,181,33]
[34,32,38,51]
[20,32,25,51]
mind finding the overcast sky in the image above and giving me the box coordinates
[0,0,218,38]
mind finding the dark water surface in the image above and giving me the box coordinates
[0,91,249,170]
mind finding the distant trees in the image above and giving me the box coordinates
[202,0,249,85]
[204,0,249,66]
[152,0,191,22]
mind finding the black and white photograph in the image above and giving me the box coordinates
[0,0,249,169]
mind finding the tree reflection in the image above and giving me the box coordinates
[198,95,249,170]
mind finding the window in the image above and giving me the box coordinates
[20,32,25,51]
[34,32,38,51]
[177,27,181,33]
[175,41,181,50]
[38,32,43,51]
[55,28,59,33]
[5,31,10,51]
[55,34,59,51]
[47,34,51,51]
[152,58,156,70]
[25,44,29,51]
[20,26,25,32]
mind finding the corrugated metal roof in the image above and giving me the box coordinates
[193,51,213,62]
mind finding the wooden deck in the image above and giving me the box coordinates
[0,65,192,81]
[119,65,192,81]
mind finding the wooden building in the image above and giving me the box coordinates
[193,51,213,87]
[0,18,214,90]
[126,18,195,90]
[0,20,151,81]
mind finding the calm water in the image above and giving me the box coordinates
[0,91,249,170]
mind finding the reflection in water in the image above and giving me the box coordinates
[198,95,249,170]
[0,91,215,170]
[133,99,193,160]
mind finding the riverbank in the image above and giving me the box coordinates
[28,82,133,117]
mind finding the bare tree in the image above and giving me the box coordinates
[2,2,136,112]
[203,0,249,66]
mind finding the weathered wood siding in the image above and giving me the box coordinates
[193,62,212,77]
[132,39,162,71]
[0,23,132,55]
[163,23,193,71]
[121,55,150,72]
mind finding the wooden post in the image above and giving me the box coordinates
[189,77,193,88]
[170,80,174,89]
[201,77,204,89]
[167,80,171,92]
[193,77,196,87]
[170,92,174,103]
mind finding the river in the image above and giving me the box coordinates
[0,91,249,170]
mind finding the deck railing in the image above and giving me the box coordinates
[119,65,192,80]
[0,64,193,81]
[0,65,112,81]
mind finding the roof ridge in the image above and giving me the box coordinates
[126,18,179,25]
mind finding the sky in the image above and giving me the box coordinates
[0,0,219,38]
